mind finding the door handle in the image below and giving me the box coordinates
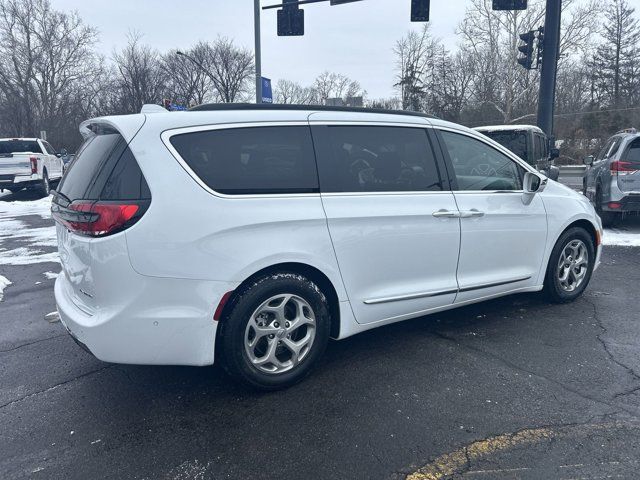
[432,209,460,218]
[459,209,485,218]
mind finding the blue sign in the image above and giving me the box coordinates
[262,77,273,103]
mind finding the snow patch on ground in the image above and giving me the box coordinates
[0,196,58,265]
[603,228,640,247]
[43,271,59,279]
[0,274,11,301]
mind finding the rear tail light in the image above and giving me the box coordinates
[52,200,147,237]
[610,160,639,175]
[608,202,622,209]
[30,156,37,174]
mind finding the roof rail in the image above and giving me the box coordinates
[188,102,435,119]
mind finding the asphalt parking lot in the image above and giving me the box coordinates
[1,189,640,480]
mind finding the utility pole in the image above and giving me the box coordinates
[254,0,263,104]
[536,0,561,138]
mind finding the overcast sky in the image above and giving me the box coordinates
[51,0,633,99]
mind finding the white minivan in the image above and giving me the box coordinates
[52,105,602,390]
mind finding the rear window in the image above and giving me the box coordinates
[480,131,528,161]
[0,140,42,154]
[169,126,319,195]
[626,139,640,166]
[57,132,149,201]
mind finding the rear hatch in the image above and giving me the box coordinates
[52,125,151,313]
[0,139,42,180]
[616,137,640,193]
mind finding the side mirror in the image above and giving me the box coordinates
[550,148,560,160]
[584,155,594,166]
[522,171,546,205]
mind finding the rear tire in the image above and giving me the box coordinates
[544,227,595,303]
[596,187,618,228]
[37,170,50,197]
[219,272,331,390]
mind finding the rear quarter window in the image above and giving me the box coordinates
[169,126,319,195]
[57,131,149,201]
[58,133,126,201]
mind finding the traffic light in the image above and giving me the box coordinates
[492,0,527,10]
[277,0,304,36]
[517,31,536,70]
[411,0,430,22]
[536,26,544,68]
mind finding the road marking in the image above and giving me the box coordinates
[406,427,552,480]
[406,422,637,480]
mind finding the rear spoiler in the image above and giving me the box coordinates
[79,115,146,144]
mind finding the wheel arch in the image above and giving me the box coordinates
[218,262,342,341]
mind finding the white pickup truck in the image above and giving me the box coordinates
[0,138,64,197]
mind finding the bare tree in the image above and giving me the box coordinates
[199,37,254,103]
[163,43,217,107]
[112,33,167,114]
[457,0,599,123]
[313,71,362,104]
[0,0,101,145]
[274,79,316,104]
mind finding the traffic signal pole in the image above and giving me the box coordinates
[255,0,263,104]
[536,0,562,137]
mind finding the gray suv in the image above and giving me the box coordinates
[583,128,640,227]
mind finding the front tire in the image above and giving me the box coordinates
[544,227,595,303]
[219,272,331,390]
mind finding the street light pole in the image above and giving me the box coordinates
[254,0,263,104]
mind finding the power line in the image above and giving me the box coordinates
[553,105,640,118]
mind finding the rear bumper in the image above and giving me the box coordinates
[0,174,41,189]
[55,270,233,366]
[602,193,640,212]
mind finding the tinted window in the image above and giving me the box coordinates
[170,126,318,195]
[100,148,151,200]
[608,137,623,159]
[626,139,640,166]
[0,140,42,154]
[440,131,524,191]
[534,135,544,161]
[57,133,126,201]
[481,131,528,161]
[315,126,442,193]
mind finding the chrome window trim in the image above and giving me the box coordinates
[162,120,445,199]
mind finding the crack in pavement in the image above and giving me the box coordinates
[430,331,640,420]
[582,296,640,396]
[0,364,114,411]
[0,334,66,354]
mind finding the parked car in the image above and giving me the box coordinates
[474,125,560,181]
[52,105,602,390]
[0,137,64,196]
[583,128,640,227]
